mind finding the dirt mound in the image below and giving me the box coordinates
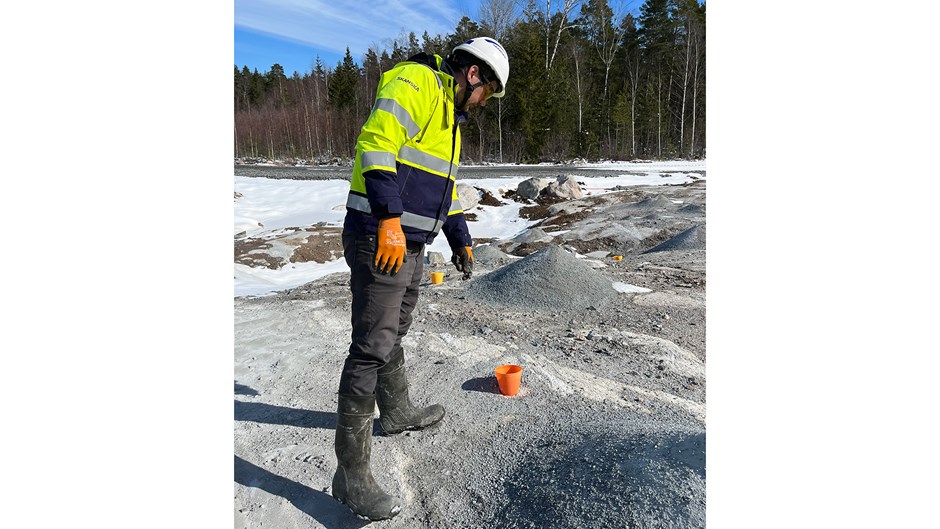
[465,245,616,311]
[624,194,675,212]
[643,225,705,253]
[678,203,705,215]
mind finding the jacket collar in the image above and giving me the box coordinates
[401,53,455,106]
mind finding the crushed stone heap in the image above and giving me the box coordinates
[643,225,706,253]
[465,245,616,312]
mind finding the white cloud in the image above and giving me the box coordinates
[235,0,463,57]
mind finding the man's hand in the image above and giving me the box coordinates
[451,246,474,280]
[375,217,406,274]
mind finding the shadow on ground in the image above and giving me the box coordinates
[234,455,368,529]
[235,382,259,396]
[235,400,335,429]
[461,376,500,394]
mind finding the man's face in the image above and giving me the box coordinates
[462,66,501,110]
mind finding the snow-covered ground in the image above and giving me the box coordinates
[234,161,705,297]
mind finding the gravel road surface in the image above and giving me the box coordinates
[234,164,706,528]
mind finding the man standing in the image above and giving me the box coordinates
[332,38,510,520]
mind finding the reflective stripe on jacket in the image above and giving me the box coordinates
[343,53,472,249]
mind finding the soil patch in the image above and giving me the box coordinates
[478,188,503,206]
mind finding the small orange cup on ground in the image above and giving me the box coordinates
[430,271,444,284]
[494,364,523,396]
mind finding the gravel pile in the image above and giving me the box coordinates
[623,194,675,212]
[678,203,705,215]
[643,225,706,253]
[465,245,616,311]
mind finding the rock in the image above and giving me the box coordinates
[456,183,481,211]
[545,174,583,199]
[427,251,447,266]
[516,177,549,200]
[473,244,512,264]
[512,227,551,244]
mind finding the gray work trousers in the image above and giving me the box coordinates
[338,231,425,396]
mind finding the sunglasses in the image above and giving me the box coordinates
[478,71,502,99]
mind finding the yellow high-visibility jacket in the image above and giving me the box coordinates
[343,53,472,249]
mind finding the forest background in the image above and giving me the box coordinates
[234,0,705,163]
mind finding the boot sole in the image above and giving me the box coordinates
[381,409,445,435]
[332,493,401,521]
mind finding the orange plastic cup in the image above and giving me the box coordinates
[494,364,523,396]
[430,271,444,284]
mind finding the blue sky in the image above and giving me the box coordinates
[234,0,487,75]
[233,1,665,76]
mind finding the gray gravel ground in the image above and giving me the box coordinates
[234,165,706,528]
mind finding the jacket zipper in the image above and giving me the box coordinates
[426,117,458,244]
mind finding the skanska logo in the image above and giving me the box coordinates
[397,77,419,91]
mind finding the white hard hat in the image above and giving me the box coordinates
[452,37,509,98]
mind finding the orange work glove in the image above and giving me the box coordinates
[375,217,406,274]
[451,246,474,279]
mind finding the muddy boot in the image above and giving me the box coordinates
[332,394,401,521]
[376,349,445,435]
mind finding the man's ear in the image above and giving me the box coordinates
[467,64,479,83]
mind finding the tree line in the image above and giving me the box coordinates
[234,0,705,163]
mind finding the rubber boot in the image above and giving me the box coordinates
[376,349,445,435]
[332,394,401,521]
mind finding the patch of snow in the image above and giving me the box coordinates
[612,282,653,294]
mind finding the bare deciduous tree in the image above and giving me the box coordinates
[580,0,628,149]
[623,15,641,157]
[479,0,520,161]
[525,0,583,74]
[479,0,518,39]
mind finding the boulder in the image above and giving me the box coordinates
[512,227,552,244]
[456,183,481,211]
[426,251,448,266]
[472,244,512,264]
[545,174,583,199]
[516,177,549,200]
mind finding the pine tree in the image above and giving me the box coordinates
[328,48,359,111]
[267,63,288,108]
[638,0,679,157]
[578,0,626,152]
[448,16,481,50]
